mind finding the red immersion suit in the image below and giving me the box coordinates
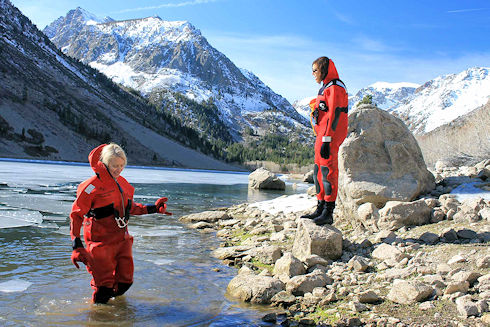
[70,144,152,302]
[312,59,348,202]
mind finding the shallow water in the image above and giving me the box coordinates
[0,159,306,326]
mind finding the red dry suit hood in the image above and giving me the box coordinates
[322,58,340,85]
[88,144,114,181]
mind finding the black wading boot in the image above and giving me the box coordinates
[300,200,325,219]
[313,201,335,226]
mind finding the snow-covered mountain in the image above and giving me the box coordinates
[348,67,490,135]
[348,82,419,111]
[292,97,315,121]
[44,8,308,139]
[391,67,490,134]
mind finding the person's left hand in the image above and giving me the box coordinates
[155,197,172,215]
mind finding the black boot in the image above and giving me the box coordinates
[93,286,114,304]
[300,200,325,219]
[313,201,335,226]
[114,282,132,297]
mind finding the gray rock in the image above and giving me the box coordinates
[386,279,434,304]
[273,252,306,283]
[247,245,282,265]
[348,255,370,272]
[226,273,284,304]
[378,199,432,231]
[444,281,469,295]
[419,232,440,244]
[440,228,458,242]
[357,290,381,303]
[356,202,380,232]
[455,296,479,318]
[451,271,482,284]
[337,105,435,219]
[476,256,490,269]
[453,197,485,223]
[179,210,229,223]
[285,270,332,296]
[270,290,296,306]
[374,230,397,243]
[303,170,314,183]
[248,168,285,190]
[292,218,343,261]
[456,229,478,239]
[372,243,409,262]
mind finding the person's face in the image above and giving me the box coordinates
[108,156,125,179]
[312,64,322,84]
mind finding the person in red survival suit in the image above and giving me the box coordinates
[301,57,348,226]
[70,143,172,304]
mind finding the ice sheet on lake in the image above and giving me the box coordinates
[0,279,32,293]
[0,194,71,214]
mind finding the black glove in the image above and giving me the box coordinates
[320,142,330,159]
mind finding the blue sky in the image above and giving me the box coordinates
[10,0,490,103]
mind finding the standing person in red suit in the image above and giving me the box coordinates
[70,143,171,304]
[301,57,348,226]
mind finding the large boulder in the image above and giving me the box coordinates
[337,104,435,218]
[292,219,343,261]
[248,168,286,190]
[226,272,284,304]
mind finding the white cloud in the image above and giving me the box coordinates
[112,0,220,14]
[447,8,489,13]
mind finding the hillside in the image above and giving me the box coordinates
[0,0,238,170]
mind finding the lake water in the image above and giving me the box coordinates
[0,159,308,326]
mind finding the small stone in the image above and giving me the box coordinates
[441,228,458,242]
[350,301,368,312]
[419,301,435,311]
[445,281,470,295]
[448,255,466,265]
[456,229,478,239]
[476,256,490,269]
[419,232,440,244]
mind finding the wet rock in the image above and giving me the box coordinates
[248,168,286,190]
[292,218,343,261]
[179,210,229,223]
[227,272,284,304]
[386,279,434,304]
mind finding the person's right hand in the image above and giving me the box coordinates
[71,247,93,269]
[155,197,172,215]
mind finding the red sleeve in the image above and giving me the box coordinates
[130,201,149,215]
[69,182,94,240]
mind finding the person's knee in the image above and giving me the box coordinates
[114,282,132,297]
[93,286,114,304]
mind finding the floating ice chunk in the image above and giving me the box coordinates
[0,216,35,228]
[0,209,43,224]
[0,279,32,293]
[0,194,70,214]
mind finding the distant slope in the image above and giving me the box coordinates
[416,99,490,167]
[0,0,239,170]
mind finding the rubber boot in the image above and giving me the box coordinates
[313,201,335,226]
[114,282,132,297]
[93,286,114,304]
[300,200,325,219]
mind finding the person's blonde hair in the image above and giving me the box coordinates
[100,143,127,167]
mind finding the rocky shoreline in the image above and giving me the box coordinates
[179,161,490,327]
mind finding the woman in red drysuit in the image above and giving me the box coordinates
[301,57,348,226]
[70,143,171,304]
